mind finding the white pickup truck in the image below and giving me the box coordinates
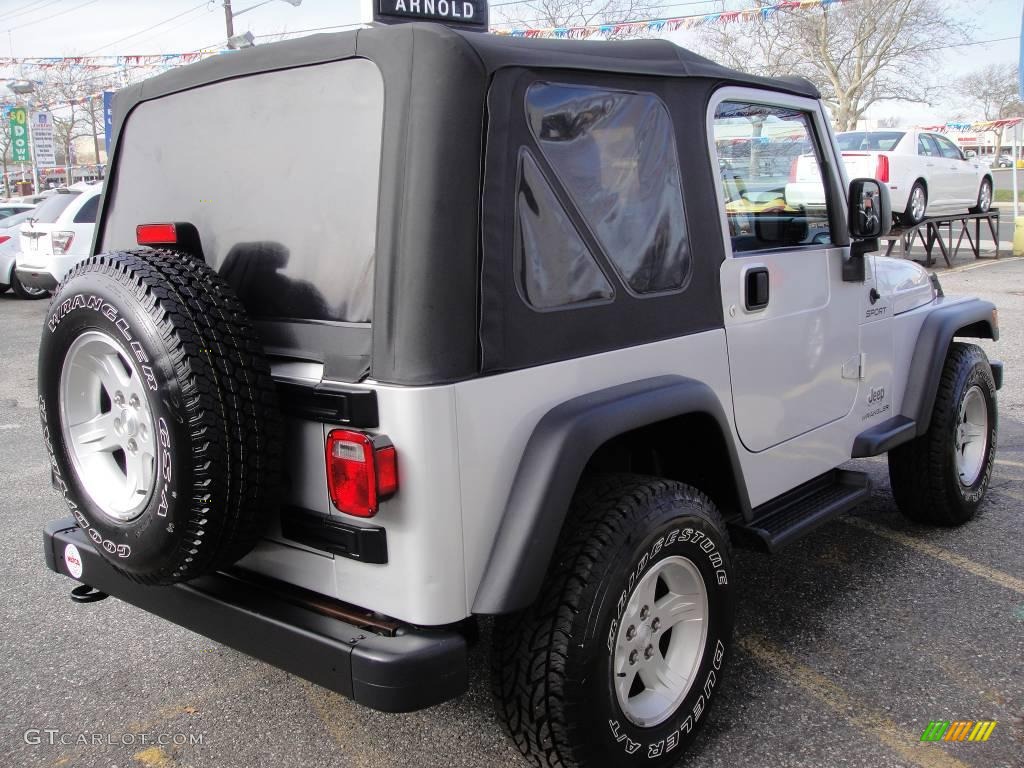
[789,129,993,226]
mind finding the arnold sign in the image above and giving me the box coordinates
[374,0,488,30]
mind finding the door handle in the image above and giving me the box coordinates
[745,267,770,311]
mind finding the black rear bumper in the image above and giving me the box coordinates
[43,519,468,713]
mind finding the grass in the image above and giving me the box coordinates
[993,189,1024,203]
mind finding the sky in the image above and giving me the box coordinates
[0,0,1021,124]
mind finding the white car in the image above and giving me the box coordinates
[14,183,101,293]
[835,130,993,225]
[0,202,35,219]
[0,208,48,299]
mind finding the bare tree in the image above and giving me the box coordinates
[30,63,104,184]
[495,0,660,34]
[955,62,1024,157]
[0,117,12,198]
[700,0,969,131]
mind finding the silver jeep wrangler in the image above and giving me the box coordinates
[40,15,1001,768]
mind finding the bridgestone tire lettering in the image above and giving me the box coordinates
[492,474,735,768]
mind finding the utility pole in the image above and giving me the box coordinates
[223,0,235,40]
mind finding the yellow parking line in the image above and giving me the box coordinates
[942,255,1022,274]
[843,517,1024,595]
[738,635,973,768]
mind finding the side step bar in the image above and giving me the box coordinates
[729,469,871,552]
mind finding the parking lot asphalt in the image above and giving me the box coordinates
[1,255,1022,768]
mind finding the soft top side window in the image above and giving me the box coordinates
[712,101,832,254]
[524,82,691,296]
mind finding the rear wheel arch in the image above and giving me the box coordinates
[471,376,749,615]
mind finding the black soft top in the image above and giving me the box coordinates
[114,22,818,109]
[102,23,822,385]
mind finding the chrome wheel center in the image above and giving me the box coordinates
[911,188,926,220]
[58,331,158,522]
[955,385,988,487]
[612,555,709,728]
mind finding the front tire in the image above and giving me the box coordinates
[492,475,734,768]
[970,178,993,214]
[11,270,49,299]
[888,343,997,526]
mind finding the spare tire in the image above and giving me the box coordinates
[38,249,282,584]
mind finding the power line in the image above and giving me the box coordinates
[490,0,719,8]
[3,0,101,33]
[85,1,211,55]
[0,0,63,23]
[252,22,363,39]
[128,11,218,52]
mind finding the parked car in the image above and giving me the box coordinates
[10,193,51,205]
[0,208,48,298]
[39,20,1001,768]
[14,184,101,294]
[836,130,993,225]
[0,202,35,219]
[990,153,1015,169]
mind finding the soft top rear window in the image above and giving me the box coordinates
[836,131,905,151]
[31,191,81,223]
[101,58,384,324]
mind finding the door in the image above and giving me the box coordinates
[916,133,947,207]
[711,92,861,453]
[933,133,975,205]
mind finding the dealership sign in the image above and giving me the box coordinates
[8,107,29,163]
[374,0,488,30]
[30,111,56,167]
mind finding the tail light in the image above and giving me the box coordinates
[52,231,75,254]
[136,223,178,245]
[875,154,889,183]
[326,430,398,518]
[0,235,9,245]
[788,157,799,182]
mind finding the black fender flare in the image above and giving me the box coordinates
[901,298,998,436]
[471,375,749,614]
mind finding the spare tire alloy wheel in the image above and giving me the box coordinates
[39,250,282,584]
[494,476,734,768]
[59,331,157,522]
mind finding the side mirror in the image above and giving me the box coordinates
[848,177,891,239]
[843,178,891,282]
[965,149,977,158]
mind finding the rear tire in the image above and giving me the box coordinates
[900,182,927,226]
[11,271,49,299]
[969,178,992,214]
[888,343,997,526]
[38,249,282,583]
[492,475,734,768]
